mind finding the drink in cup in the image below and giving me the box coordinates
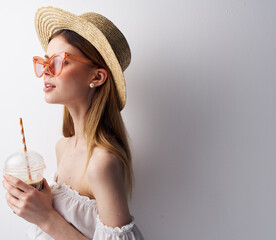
[3,150,46,190]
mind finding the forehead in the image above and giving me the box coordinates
[45,35,81,58]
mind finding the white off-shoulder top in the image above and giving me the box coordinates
[25,173,144,240]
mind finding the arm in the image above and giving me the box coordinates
[40,209,89,240]
[87,149,132,228]
[2,175,89,240]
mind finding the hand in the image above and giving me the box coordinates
[2,174,54,226]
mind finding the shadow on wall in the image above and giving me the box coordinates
[127,55,207,238]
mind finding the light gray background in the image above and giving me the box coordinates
[0,0,275,239]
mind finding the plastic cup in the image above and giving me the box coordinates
[3,150,46,190]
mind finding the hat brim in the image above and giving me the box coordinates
[34,6,126,110]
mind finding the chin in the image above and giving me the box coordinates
[44,96,60,104]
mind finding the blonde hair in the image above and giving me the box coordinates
[49,29,134,199]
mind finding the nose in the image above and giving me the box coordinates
[42,64,50,76]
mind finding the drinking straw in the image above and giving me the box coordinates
[19,118,32,181]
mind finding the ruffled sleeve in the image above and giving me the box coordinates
[93,214,144,240]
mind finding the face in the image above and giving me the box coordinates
[42,35,97,106]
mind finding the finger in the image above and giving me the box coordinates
[41,178,50,191]
[6,192,21,209]
[4,174,31,192]
[6,199,20,215]
[2,179,24,199]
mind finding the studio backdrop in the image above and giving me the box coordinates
[0,0,275,239]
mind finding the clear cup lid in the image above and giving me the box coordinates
[4,150,46,174]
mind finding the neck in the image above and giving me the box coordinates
[66,103,89,149]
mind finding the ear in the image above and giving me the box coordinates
[90,68,108,87]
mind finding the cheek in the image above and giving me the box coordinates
[57,67,90,94]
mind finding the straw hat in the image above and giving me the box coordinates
[34,6,131,111]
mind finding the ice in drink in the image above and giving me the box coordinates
[3,150,46,190]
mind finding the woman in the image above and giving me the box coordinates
[2,6,144,240]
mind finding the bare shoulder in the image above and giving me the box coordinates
[87,147,124,180]
[87,147,131,228]
[55,137,68,166]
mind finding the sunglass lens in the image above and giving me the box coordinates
[49,55,63,76]
[34,59,44,77]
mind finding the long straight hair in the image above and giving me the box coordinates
[49,29,134,199]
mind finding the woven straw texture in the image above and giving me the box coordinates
[34,6,131,111]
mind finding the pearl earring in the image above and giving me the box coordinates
[90,83,94,88]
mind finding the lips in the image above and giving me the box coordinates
[43,81,56,92]
[44,82,56,88]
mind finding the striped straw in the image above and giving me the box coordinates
[19,118,32,181]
